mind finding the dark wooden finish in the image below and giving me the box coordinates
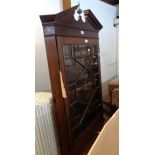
[72,111,103,153]
[100,0,119,6]
[44,36,70,154]
[42,25,99,38]
[40,5,102,39]
[40,5,104,155]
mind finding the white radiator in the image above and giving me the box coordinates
[35,92,59,155]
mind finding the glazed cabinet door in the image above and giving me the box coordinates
[57,37,103,146]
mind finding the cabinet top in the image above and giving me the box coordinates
[40,5,103,34]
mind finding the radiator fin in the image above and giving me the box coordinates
[35,102,59,155]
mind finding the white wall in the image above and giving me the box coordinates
[71,0,117,96]
[116,4,119,17]
[35,0,61,92]
[116,24,119,76]
[116,5,119,76]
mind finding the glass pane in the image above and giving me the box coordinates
[63,44,102,138]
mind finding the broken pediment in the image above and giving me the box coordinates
[40,5,103,37]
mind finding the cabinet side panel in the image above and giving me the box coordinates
[44,36,70,155]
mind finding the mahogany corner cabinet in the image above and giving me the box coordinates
[40,5,104,155]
